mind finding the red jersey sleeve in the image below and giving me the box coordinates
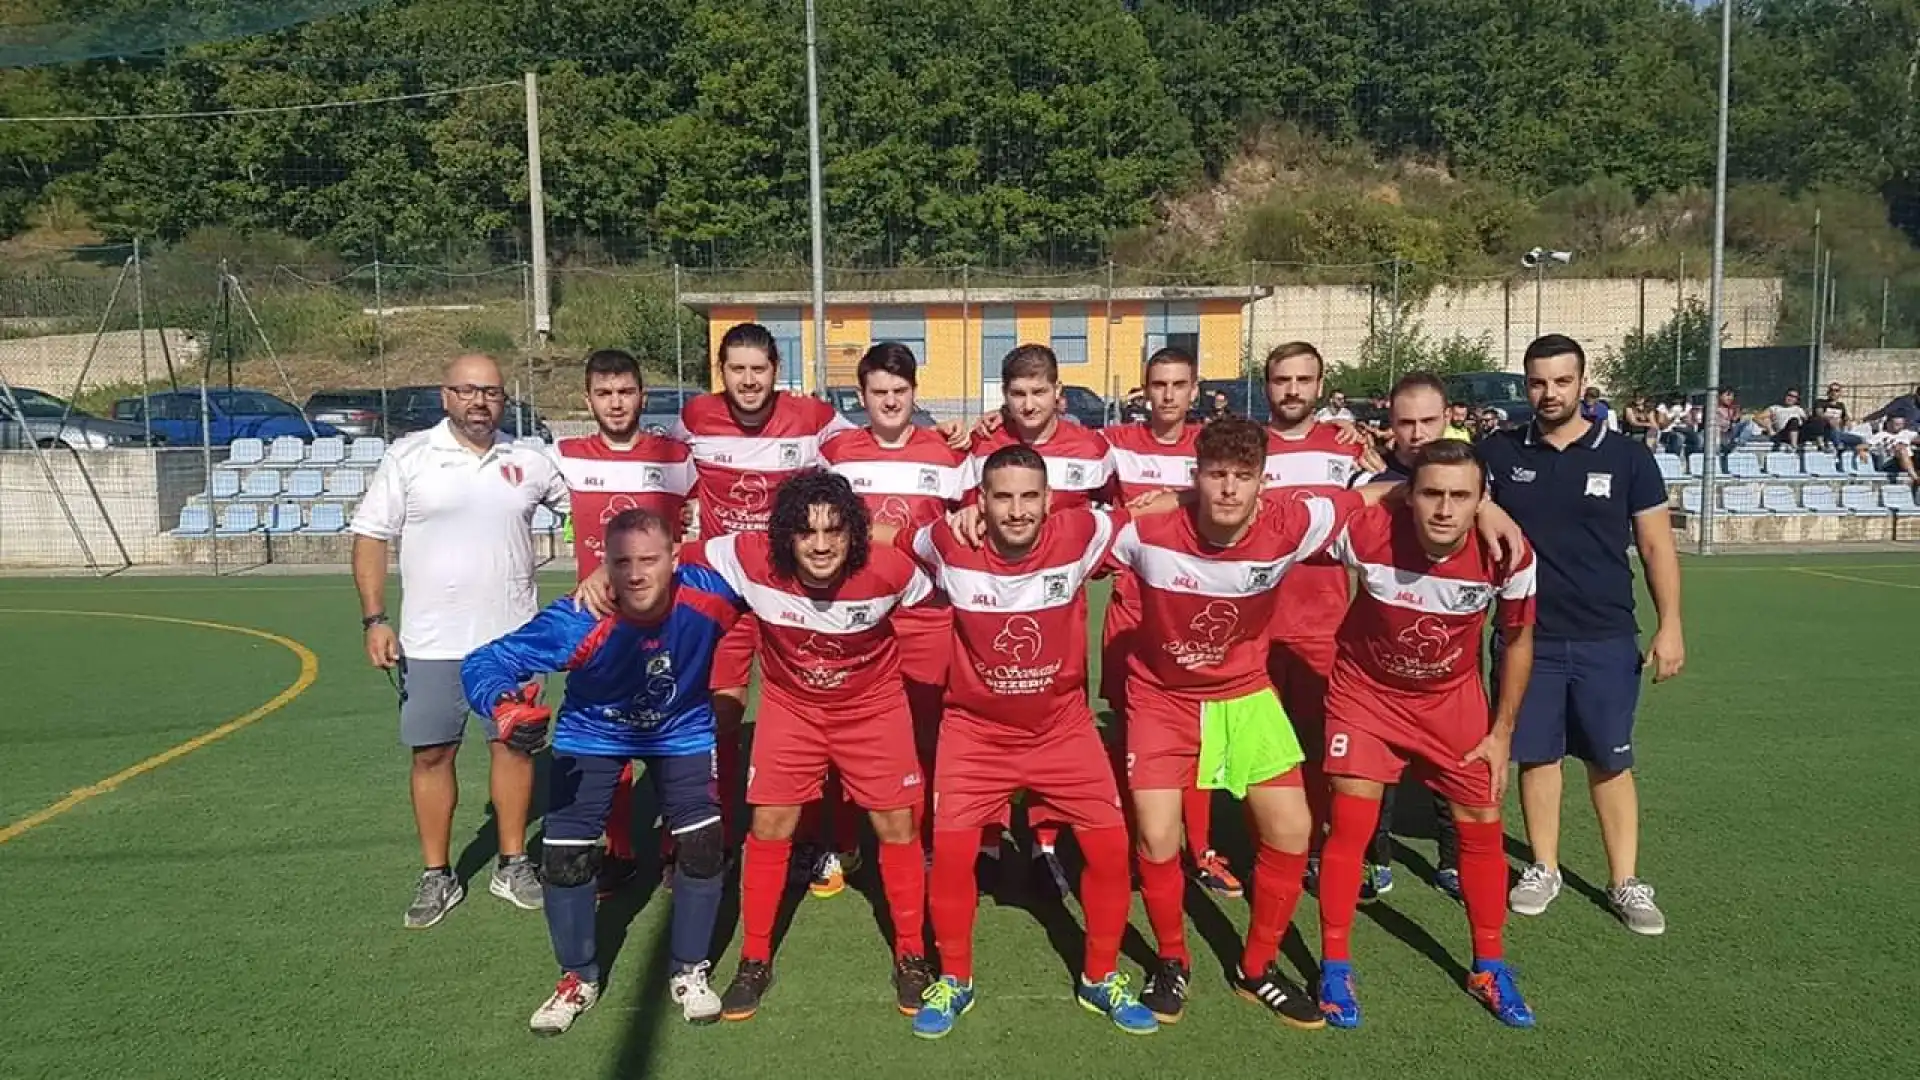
[1263,487,1366,563]
[1495,539,1538,630]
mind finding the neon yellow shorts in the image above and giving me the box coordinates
[1196,687,1305,798]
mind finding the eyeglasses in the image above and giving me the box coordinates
[445,384,505,402]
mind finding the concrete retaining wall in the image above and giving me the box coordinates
[0,329,203,394]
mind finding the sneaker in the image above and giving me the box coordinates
[1076,972,1159,1035]
[1367,863,1395,897]
[403,868,464,929]
[597,855,640,901]
[529,972,600,1035]
[1032,847,1072,899]
[669,961,723,1025]
[1317,960,1362,1029]
[893,953,937,1015]
[1193,850,1243,899]
[1235,963,1326,1029]
[1139,958,1190,1024]
[912,976,975,1040]
[809,850,847,899]
[1433,867,1463,903]
[1466,961,1535,1028]
[720,959,774,1021]
[1607,877,1667,936]
[1508,862,1562,917]
[490,855,544,911]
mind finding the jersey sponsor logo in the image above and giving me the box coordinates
[1163,599,1241,669]
[1366,613,1463,682]
[795,633,851,690]
[1510,466,1537,483]
[578,475,606,488]
[975,613,1063,696]
[873,496,915,529]
[993,614,1045,661]
[730,472,770,510]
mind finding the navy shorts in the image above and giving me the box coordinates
[545,750,720,845]
[1494,634,1643,772]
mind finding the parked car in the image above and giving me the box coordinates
[110,389,334,447]
[1192,378,1272,424]
[2,386,160,449]
[640,387,699,436]
[1060,384,1108,428]
[303,389,389,439]
[821,385,936,430]
[383,384,553,441]
[1444,371,1534,429]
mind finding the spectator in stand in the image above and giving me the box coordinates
[1868,416,1920,488]
[1314,390,1355,423]
[1807,382,1865,455]
[1864,384,1920,429]
[1658,394,1704,458]
[1762,388,1809,451]
[1715,387,1759,461]
[1443,402,1473,441]
[1620,395,1656,448]
[1580,387,1613,430]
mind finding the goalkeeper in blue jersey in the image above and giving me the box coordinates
[462,507,743,1034]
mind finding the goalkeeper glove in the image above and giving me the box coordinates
[491,683,551,755]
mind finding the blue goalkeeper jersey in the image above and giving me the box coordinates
[460,566,743,758]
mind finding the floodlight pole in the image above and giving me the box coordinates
[1699,0,1733,556]
[805,0,829,395]
[524,72,551,346]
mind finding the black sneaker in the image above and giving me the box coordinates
[1140,958,1190,1023]
[596,855,640,901]
[893,953,936,1015]
[1235,963,1326,1030]
[720,959,774,1021]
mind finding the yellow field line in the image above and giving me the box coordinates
[0,609,320,846]
[1787,566,1920,592]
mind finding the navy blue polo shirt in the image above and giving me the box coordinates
[1478,420,1667,640]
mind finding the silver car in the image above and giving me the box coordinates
[0,386,160,449]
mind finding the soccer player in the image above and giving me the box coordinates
[1313,439,1539,1029]
[551,348,695,896]
[460,509,739,1033]
[1098,346,1239,898]
[682,470,936,1021]
[906,444,1156,1039]
[1109,418,1388,1027]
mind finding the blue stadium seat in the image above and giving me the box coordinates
[1722,483,1766,515]
[347,437,386,464]
[223,437,265,469]
[265,502,304,534]
[173,505,212,536]
[1725,452,1762,479]
[208,470,241,500]
[1800,485,1846,515]
[1684,453,1702,476]
[1804,454,1842,478]
[265,435,304,465]
[1881,485,1918,514]
[1841,484,1888,516]
[1680,485,1703,515]
[307,436,345,465]
[303,503,346,534]
[286,468,323,499]
[216,504,261,534]
[1655,453,1684,481]
[1763,452,1802,478]
[1761,484,1799,514]
[323,468,366,500]
[531,505,560,534]
[240,469,281,500]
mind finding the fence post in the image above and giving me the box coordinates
[960,263,972,422]
[373,257,388,437]
[673,262,685,391]
[135,237,151,447]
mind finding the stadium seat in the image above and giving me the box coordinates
[1804,454,1842,478]
[347,437,386,464]
[286,468,323,499]
[531,505,560,534]
[1725,452,1762,479]
[323,468,366,500]
[1722,483,1766,515]
[303,503,346,534]
[1763,452,1802,478]
[1881,486,1919,514]
[208,470,241,500]
[265,435,304,465]
[223,437,265,469]
[1761,484,1799,514]
[215,504,262,534]
[307,436,345,465]
[239,469,281,500]
[1680,485,1703,515]
[173,505,212,536]
[1800,485,1846,515]
[1655,453,1684,481]
[1840,484,1888,516]
[266,502,304,534]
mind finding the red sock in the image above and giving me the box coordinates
[929,828,979,982]
[740,834,792,963]
[715,728,741,844]
[1454,817,1507,963]
[1077,826,1130,982]
[605,762,636,861]
[878,839,927,959]
[1317,791,1382,964]
[1033,824,1060,853]
[1137,852,1189,966]
[1241,843,1309,976]
[1182,788,1213,860]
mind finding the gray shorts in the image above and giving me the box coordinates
[397,657,498,748]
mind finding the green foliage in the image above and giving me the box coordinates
[1332,310,1499,400]
[1599,297,1713,397]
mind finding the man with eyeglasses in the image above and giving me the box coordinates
[350,353,570,929]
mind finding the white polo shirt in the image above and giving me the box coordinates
[349,419,569,660]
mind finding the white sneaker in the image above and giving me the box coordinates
[529,972,600,1036]
[1608,877,1667,936]
[1508,862,1563,916]
[670,960,724,1025]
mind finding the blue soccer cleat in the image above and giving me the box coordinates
[1318,960,1363,1029]
[1434,867,1463,903]
[913,976,975,1039]
[1077,972,1160,1035]
[1467,961,1535,1028]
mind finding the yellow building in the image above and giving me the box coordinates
[678,286,1265,414]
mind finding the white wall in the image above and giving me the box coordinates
[0,329,203,395]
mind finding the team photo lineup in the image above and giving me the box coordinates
[347,322,1684,1041]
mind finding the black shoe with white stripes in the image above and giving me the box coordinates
[1234,964,1325,1029]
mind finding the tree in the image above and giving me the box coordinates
[1598,297,1713,397]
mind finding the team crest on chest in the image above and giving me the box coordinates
[778,442,802,467]
[1448,584,1492,612]
[917,468,940,492]
[500,461,524,486]
[846,605,873,628]
[1325,459,1348,483]
[1043,572,1071,602]
[1064,463,1086,487]
[1245,563,1278,591]
[641,465,664,487]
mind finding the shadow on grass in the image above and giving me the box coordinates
[453,748,552,885]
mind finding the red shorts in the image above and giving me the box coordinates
[895,606,952,686]
[1122,677,1304,794]
[1322,667,1497,809]
[1099,575,1141,713]
[1268,635,1335,756]
[711,613,759,692]
[746,686,922,810]
[934,706,1125,832]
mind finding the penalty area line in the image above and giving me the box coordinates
[1787,567,1920,592]
[0,608,320,846]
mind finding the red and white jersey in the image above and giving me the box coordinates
[1102,422,1202,502]
[908,507,1117,731]
[1261,423,1373,641]
[1109,490,1364,701]
[669,391,855,538]
[1329,504,1537,693]
[684,531,932,705]
[551,434,695,580]
[961,421,1114,510]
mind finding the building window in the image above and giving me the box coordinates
[869,306,927,370]
[1142,301,1200,362]
[1051,304,1089,366]
[756,308,806,390]
[979,305,1017,375]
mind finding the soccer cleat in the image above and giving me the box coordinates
[1140,958,1190,1024]
[403,869,464,929]
[894,953,937,1015]
[529,972,600,1036]
[1433,867,1463,903]
[669,961,723,1025]
[720,959,774,1021]
[809,850,847,899]
[1076,972,1160,1035]
[1607,877,1667,936]
[1367,862,1395,897]
[597,855,640,901]
[1317,961,1362,1029]
[490,855,543,911]
[1466,961,1535,1028]
[912,976,975,1039]
[1509,863,1563,916]
[1193,850,1244,899]
[1235,963,1326,1029]
[788,842,821,888]
[1032,847,1072,899]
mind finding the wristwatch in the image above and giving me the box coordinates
[361,612,390,630]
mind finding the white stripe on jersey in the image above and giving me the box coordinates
[703,533,931,634]
[1108,445,1195,489]
[927,511,1114,613]
[1349,559,1529,615]
[1113,499,1337,597]
[674,431,828,473]
[831,458,967,501]
[552,455,695,495]
[1263,449,1365,489]
[962,451,1112,492]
